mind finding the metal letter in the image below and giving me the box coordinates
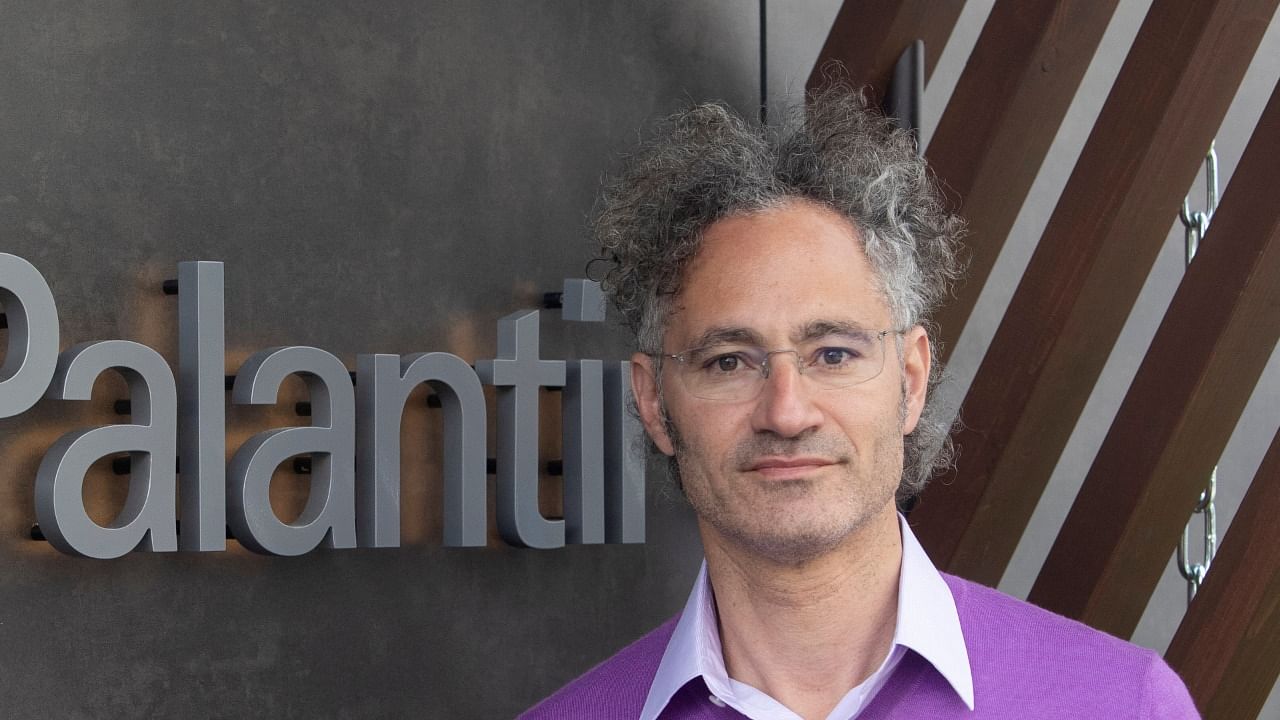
[356,352,487,548]
[227,347,356,556]
[0,253,59,417]
[604,361,645,543]
[177,261,225,551]
[475,310,566,549]
[563,360,604,544]
[356,354,401,548]
[35,341,179,558]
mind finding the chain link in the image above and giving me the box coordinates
[1175,143,1219,605]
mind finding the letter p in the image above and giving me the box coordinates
[0,253,59,417]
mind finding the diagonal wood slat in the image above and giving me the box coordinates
[806,0,963,102]
[910,0,1280,587]
[1164,429,1280,720]
[1028,78,1280,636]
[926,0,1122,357]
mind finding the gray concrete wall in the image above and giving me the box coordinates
[2,1,1276,717]
[0,2,762,716]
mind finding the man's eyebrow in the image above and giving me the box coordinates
[689,326,764,348]
[793,320,876,343]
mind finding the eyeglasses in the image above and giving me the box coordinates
[659,329,895,402]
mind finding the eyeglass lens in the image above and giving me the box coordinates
[674,331,888,401]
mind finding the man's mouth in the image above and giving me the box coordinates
[746,456,839,480]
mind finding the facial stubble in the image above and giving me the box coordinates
[662,387,908,567]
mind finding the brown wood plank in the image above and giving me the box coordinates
[1165,430,1280,720]
[927,0,1122,356]
[909,0,1279,586]
[1027,78,1280,636]
[805,0,963,101]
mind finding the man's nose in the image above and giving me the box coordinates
[750,353,824,438]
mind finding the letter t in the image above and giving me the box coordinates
[476,310,566,548]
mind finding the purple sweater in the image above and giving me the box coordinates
[522,574,1199,719]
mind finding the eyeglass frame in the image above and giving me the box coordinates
[652,327,903,402]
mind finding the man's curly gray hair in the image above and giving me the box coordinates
[592,86,965,500]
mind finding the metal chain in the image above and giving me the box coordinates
[1175,143,1219,606]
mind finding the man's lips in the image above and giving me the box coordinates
[745,456,839,480]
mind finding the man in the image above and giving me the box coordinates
[523,88,1198,719]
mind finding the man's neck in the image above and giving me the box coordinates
[703,507,903,720]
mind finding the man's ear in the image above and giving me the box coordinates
[631,353,675,456]
[900,326,931,436]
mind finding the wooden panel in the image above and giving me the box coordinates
[805,0,963,101]
[910,0,1279,586]
[1028,78,1280,635]
[1165,430,1280,719]
[927,0,1121,356]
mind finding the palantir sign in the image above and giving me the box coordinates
[0,253,644,559]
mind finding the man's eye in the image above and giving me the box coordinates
[696,351,752,371]
[704,354,746,373]
[816,348,858,366]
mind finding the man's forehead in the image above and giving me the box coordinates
[674,317,884,350]
[678,203,876,290]
[659,199,893,346]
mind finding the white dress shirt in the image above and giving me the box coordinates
[638,515,976,720]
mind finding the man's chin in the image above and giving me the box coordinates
[701,493,896,567]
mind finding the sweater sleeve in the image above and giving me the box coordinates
[1140,653,1200,720]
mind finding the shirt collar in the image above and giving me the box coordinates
[639,514,974,719]
[638,558,717,720]
[896,513,974,709]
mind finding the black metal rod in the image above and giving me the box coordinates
[759,0,767,125]
[484,458,564,476]
[112,455,182,474]
[883,40,925,152]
